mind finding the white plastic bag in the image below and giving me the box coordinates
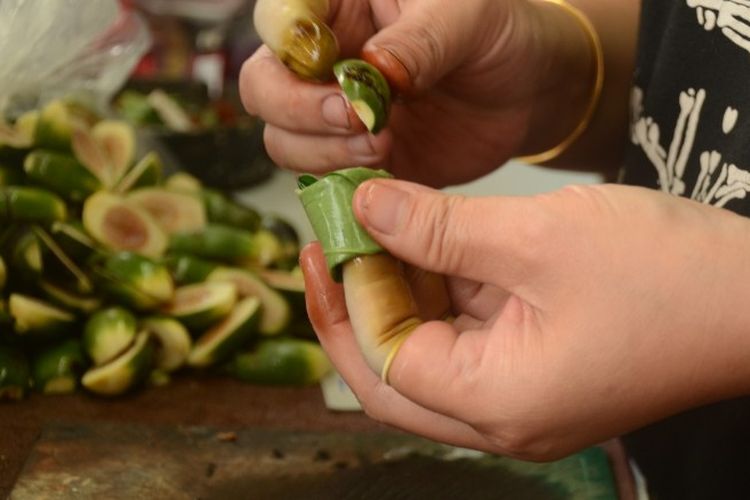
[0,0,151,117]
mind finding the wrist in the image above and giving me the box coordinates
[516,0,600,160]
[702,210,750,402]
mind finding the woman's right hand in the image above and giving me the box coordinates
[240,0,604,187]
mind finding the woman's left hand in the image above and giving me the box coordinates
[301,179,750,461]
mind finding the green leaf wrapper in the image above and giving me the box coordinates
[297,167,392,281]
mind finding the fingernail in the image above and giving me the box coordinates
[322,94,351,129]
[358,181,409,235]
[347,133,378,159]
[362,46,413,96]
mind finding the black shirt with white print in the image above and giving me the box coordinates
[621,1,750,499]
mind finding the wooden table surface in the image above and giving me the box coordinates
[0,375,635,499]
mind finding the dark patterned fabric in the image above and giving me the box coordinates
[621,2,750,498]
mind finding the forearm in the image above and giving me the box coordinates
[518,0,640,174]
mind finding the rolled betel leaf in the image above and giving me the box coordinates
[297,167,422,382]
[334,59,392,134]
[297,167,392,281]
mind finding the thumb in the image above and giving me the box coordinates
[353,179,541,288]
[360,1,479,95]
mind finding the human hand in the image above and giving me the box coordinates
[300,180,750,460]
[241,0,595,187]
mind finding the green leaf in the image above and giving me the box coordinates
[297,174,318,189]
[297,167,392,281]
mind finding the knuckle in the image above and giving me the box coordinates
[360,399,385,423]
[406,20,446,87]
[516,211,553,261]
[262,126,288,168]
[541,184,613,219]
[357,385,391,423]
[480,423,561,462]
[238,59,259,116]
[282,91,306,127]
[418,195,470,273]
[318,141,350,169]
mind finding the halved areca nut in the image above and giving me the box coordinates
[208,267,291,336]
[9,293,76,338]
[254,0,339,81]
[334,59,391,133]
[0,114,34,150]
[15,110,39,140]
[0,345,30,400]
[81,330,154,396]
[127,187,207,235]
[261,214,300,268]
[72,121,136,188]
[116,90,162,126]
[40,280,102,315]
[94,252,175,311]
[259,268,306,318]
[92,120,136,184]
[168,224,259,263]
[226,338,331,386]
[141,316,192,372]
[247,229,285,268]
[83,307,139,366]
[0,110,39,153]
[146,90,195,133]
[165,254,220,285]
[50,221,98,262]
[188,296,261,368]
[115,151,163,193]
[201,189,261,232]
[162,281,238,331]
[0,186,67,223]
[33,226,94,294]
[32,338,87,394]
[164,171,203,193]
[34,100,79,150]
[11,230,44,284]
[83,191,167,259]
[24,150,102,202]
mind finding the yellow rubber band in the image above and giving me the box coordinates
[381,333,411,384]
[518,0,605,164]
[380,318,421,384]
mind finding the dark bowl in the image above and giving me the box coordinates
[152,122,275,191]
[118,79,275,191]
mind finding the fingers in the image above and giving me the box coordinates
[240,47,365,135]
[299,242,348,329]
[447,278,510,322]
[264,124,392,172]
[403,265,451,320]
[299,243,496,452]
[353,179,546,290]
[242,48,393,171]
[362,0,492,95]
[386,320,489,423]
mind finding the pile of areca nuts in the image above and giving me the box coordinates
[0,99,330,400]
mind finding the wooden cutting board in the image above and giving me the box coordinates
[10,422,618,499]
